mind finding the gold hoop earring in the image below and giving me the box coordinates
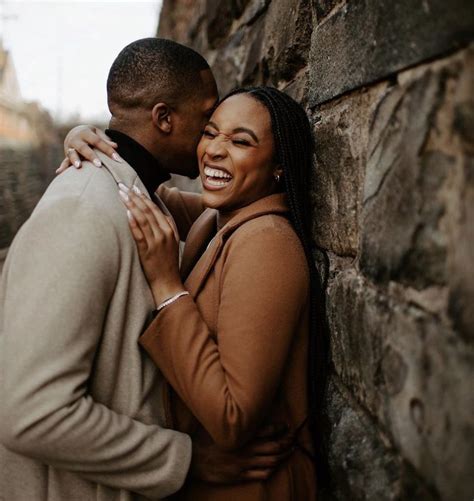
[274,174,280,183]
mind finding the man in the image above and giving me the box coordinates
[0,38,286,501]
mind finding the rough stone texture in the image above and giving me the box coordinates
[327,269,473,500]
[158,1,474,499]
[309,0,474,105]
[323,379,439,501]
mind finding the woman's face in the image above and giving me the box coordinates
[197,94,280,212]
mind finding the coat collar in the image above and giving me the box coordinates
[96,148,178,233]
[182,193,289,296]
[95,149,151,198]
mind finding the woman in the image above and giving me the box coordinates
[62,87,328,500]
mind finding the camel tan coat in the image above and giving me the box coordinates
[141,190,317,500]
[0,151,191,501]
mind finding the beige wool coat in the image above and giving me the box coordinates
[140,191,317,500]
[0,151,191,501]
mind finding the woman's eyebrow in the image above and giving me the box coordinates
[206,122,259,143]
[232,127,259,143]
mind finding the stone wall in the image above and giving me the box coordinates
[157,1,474,499]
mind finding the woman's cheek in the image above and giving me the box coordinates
[196,138,207,158]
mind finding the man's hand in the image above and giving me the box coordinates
[190,424,294,484]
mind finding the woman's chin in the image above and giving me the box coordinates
[202,191,225,210]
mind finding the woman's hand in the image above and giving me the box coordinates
[118,183,183,306]
[56,125,122,174]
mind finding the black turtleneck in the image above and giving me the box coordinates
[105,129,170,195]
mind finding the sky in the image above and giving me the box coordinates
[1,0,162,122]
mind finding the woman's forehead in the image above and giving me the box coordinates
[211,94,271,132]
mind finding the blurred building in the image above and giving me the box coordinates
[0,39,57,148]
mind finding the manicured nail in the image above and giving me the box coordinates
[74,160,81,168]
[132,186,142,195]
[93,159,102,167]
[118,182,129,192]
[127,209,134,222]
[118,190,129,202]
[112,152,123,163]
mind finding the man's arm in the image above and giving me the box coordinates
[0,196,191,499]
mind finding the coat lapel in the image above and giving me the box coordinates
[184,193,289,297]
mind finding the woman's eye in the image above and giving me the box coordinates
[232,139,250,146]
[202,130,216,138]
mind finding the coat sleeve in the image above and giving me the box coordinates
[0,196,191,499]
[139,222,309,449]
[157,185,205,240]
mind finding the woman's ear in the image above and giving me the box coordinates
[152,103,172,134]
[273,166,284,182]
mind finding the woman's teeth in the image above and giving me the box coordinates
[204,166,232,179]
[204,166,232,186]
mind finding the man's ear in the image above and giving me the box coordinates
[152,103,172,134]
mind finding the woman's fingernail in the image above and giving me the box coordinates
[118,182,129,192]
[118,190,129,202]
[127,209,134,222]
[74,161,81,168]
[93,159,102,167]
[112,153,123,163]
[132,186,142,195]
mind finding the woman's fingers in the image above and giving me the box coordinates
[90,128,122,162]
[127,187,164,241]
[56,157,71,174]
[126,210,146,250]
[66,148,82,168]
[119,189,156,245]
[139,193,179,242]
[96,128,118,148]
[74,142,102,167]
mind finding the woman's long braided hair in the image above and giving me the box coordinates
[221,86,330,484]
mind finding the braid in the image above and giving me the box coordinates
[222,87,330,485]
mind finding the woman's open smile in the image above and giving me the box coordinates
[202,162,233,190]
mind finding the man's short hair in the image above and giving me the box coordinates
[107,38,210,111]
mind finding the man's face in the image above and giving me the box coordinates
[169,69,218,178]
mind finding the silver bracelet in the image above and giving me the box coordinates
[154,291,190,315]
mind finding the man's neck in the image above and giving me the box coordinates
[105,128,170,195]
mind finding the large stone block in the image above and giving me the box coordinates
[311,82,387,256]
[208,0,313,94]
[360,48,473,296]
[327,269,474,500]
[323,378,438,501]
[260,0,312,84]
[309,0,474,105]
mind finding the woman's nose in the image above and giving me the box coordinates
[205,135,227,159]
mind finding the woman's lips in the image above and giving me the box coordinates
[202,165,233,191]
